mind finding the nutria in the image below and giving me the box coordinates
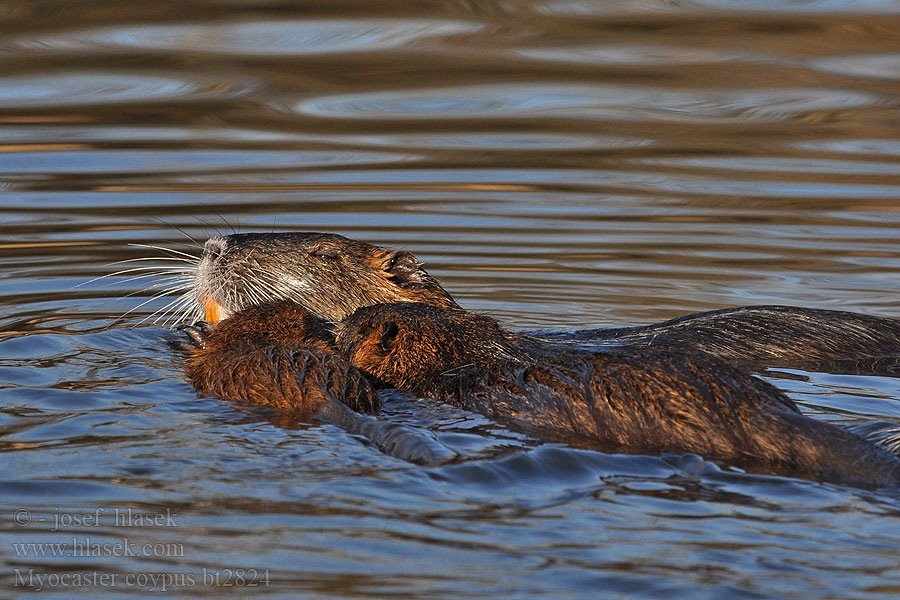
[542,305,900,362]
[180,301,455,465]
[186,232,900,363]
[184,300,378,417]
[335,302,900,484]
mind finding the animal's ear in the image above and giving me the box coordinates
[384,250,424,284]
[379,321,400,353]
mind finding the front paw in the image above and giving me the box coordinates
[175,321,213,350]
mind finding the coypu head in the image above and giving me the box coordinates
[335,302,531,393]
[194,232,459,325]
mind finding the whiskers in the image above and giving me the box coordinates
[225,262,314,315]
[439,363,477,378]
[80,242,204,328]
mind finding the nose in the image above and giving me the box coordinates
[203,237,227,260]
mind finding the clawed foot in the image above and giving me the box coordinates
[173,321,213,351]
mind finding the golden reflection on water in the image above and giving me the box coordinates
[1,3,900,599]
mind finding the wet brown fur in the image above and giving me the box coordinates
[553,305,900,361]
[195,232,458,323]
[186,301,378,417]
[336,303,900,484]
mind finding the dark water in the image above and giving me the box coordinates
[2,0,900,597]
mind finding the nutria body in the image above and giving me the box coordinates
[543,305,900,362]
[185,301,378,417]
[336,302,900,484]
[190,232,900,363]
[181,301,455,465]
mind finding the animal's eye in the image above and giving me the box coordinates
[308,244,340,260]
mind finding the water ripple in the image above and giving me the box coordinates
[539,0,900,15]
[514,44,770,66]
[0,73,255,108]
[346,132,652,151]
[0,150,417,174]
[638,157,900,177]
[4,19,483,56]
[793,139,900,156]
[294,83,890,123]
[812,53,900,80]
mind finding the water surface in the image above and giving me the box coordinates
[2,0,900,598]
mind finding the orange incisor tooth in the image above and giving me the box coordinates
[204,296,221,324]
